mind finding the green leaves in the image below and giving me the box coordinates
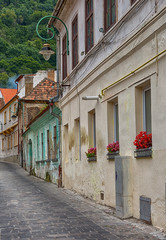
[0,0,56,87]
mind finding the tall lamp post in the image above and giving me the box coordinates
[36,15,69,60]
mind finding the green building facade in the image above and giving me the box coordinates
[23,105,61,184]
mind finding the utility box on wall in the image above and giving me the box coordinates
[115,156,133,218]
[140,196,151,223]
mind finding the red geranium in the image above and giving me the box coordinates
[133,131,152,149]
[107,141,119,153]
[85,147,96,157]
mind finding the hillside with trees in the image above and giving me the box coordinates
[0,0,57,88]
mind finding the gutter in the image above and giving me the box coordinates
[101,48,166,96]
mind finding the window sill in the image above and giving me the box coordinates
[87,156,97,162]
[134,148,152,158]
[107,151,119,160]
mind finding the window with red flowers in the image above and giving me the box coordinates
[62,34,67,80]
[104,0,116,32]
[85,0,94,53]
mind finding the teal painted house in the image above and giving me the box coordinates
[23,105,61,184]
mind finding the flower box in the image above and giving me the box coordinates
[134,148,152,158]
[87,156,97,162]
[107,151,119,160]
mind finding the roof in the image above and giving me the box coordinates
[0,89,17,104]
[22,78,57,102]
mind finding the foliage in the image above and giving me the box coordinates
[0,0,58,88]
[133,131,152,149]
[85,147,97,158]
[107,141,119,153]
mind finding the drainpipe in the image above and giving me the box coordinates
[49,34,60,103]
[49,34,62,181]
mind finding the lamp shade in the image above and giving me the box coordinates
[39,43,55,61]
[11,115,17,121]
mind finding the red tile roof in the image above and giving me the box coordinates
[22,78,57,101]
[0,89,17,104]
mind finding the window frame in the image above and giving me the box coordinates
[11,134,12,149]
[85,0,94,53]
[41,132,44,160]
[88,109,96,148]
[2,138,4,151]
[72,14,78,69]
[143,87,151,134]
[9,107,11,121]
[54,126,57,160]
[47,129,50,160]
[114,103,119,142]
[62,34,67,80]
[4,111,7,125]
[104,0,116,33]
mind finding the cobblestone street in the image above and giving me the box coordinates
[0,161,166,240]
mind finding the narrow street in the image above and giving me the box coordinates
[0,162,165,240]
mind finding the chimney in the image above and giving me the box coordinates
[48,69,55,81]
[25,76,33,96]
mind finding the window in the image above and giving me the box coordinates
[85,0,93,53]
[64,124,69,162]
[104,0,116,32]
[2,139,4,151]
[107,98,119,143]
[88,110,96,148]
[135,81,151,135]
[114,103,119,142]
[131,0,137,5]
[14,131,18,146]
[53,126,57,159]
[9,107,11,121]
[14,103,17,114]
[41,133,44,160]
[72,15,78,69]
[62,34,67,80]
[37,135,39,160]
[4,111,7,124]
[11,134,12,149]
[143,88,151,134]
[7,136,10,150]
[74,118,81,160]
[47,130,50,159]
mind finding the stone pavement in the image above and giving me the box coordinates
[0,162,166,240]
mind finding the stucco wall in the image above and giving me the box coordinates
[58,1,166,231]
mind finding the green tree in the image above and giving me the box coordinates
[0,8,16,26]
[0,72,9,88]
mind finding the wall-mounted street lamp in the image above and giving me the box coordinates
[11,115,17,121]
[39,43,55,61]
[36,15,69,61]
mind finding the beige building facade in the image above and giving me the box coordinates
[0,95,18,163]
[50,0,166,230]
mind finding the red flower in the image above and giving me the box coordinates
[107,141,119,153]
[133,131,152,149]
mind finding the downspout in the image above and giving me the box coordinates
[49,34,62,181]
[50,34,60,103]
